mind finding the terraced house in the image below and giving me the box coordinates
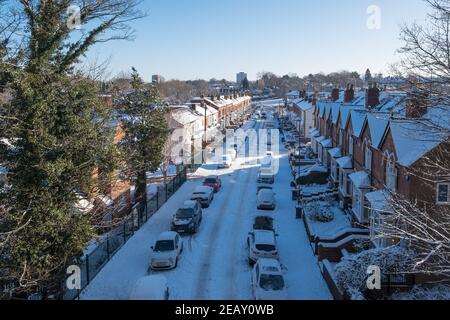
[304,85,450,290]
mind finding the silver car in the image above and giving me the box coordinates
[257,189,276,210]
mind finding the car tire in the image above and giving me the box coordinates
[248,258,255,266]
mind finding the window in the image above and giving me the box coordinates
[339,129,344,147]
[437,183,450,205]
[385,153,397,191]
[352,185,361,219]
[346,175,352,196]
[349,135,354,156]
[331,160,337,180]
[364,142,372,172]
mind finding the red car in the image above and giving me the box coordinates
[203,175,222,193]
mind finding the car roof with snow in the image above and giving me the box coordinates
[258,258,282,274]
[130,275,167,300]
[182,200,198,208]
[258,189,274,196]
[254,230,276,245]
[193,186,213,193]
[157,231,178,241]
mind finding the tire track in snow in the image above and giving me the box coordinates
[225,162,258,299]
[193,167,243,299]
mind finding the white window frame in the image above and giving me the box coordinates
[352,184,361,220]
[384,151,397,192]
[331,159,338,181]
[349,135,354,156]
[436,182,450,205]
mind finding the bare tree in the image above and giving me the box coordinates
[373,0,450,282]
[394,0,450,109]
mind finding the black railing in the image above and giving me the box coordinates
[62,167,188,300]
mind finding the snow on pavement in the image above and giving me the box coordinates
[80,118,332,300]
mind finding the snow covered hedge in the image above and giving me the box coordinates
[334,246,415,300]
[391,285,450,300]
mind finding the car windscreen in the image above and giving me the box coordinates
[204,178,217,184]
[154,240,174,252]
[176,208,195,218]
[259,274,285,291]
[255,244,276,252]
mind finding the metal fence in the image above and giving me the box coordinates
[62,167,187,300]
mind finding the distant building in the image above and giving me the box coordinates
[152,74,165,83]
[236,72,247,85]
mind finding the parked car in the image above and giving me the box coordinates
[218,155,233,169]
[253,216,274,231]
[190,186,214,208]
[149,232,183,271]
[202,175,222,193]
[256,185,273,195]
[171,201,203,234]
[247,230,279,265]
[257,170,275,184]
[252,258,287,300]
[129,275,169,300]
[257,189,276,210]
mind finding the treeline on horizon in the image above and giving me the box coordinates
[104,70,380,105]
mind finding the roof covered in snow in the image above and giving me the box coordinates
[328,147,342,158]
[349,171,371,189]
[336,156,353,169]
[320,139,333,148]
[331,104,341,124]
[388,119,449,167]
[350,110,367,137]
[365,190,393,213]
[424,106,450,130]
[294,100,314,111]
[366,113,390,149]
[169,107,202,126]
[286,90,300,97]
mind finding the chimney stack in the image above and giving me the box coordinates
[344,84,355,103]
[406,89,429,119]
[366,82,380,109]
[331,87,340,102]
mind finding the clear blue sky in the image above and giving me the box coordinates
[86,0,430,82]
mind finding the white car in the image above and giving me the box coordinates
[218,155,233,169]
[257,172,275,184]
[190,186,214,208]
[129,275,169,300]
[252,258,287,300]
[247,230,279,265]
[257,189,276,210]
[149,232,183,271]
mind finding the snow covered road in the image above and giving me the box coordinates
[81,119,332,300]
